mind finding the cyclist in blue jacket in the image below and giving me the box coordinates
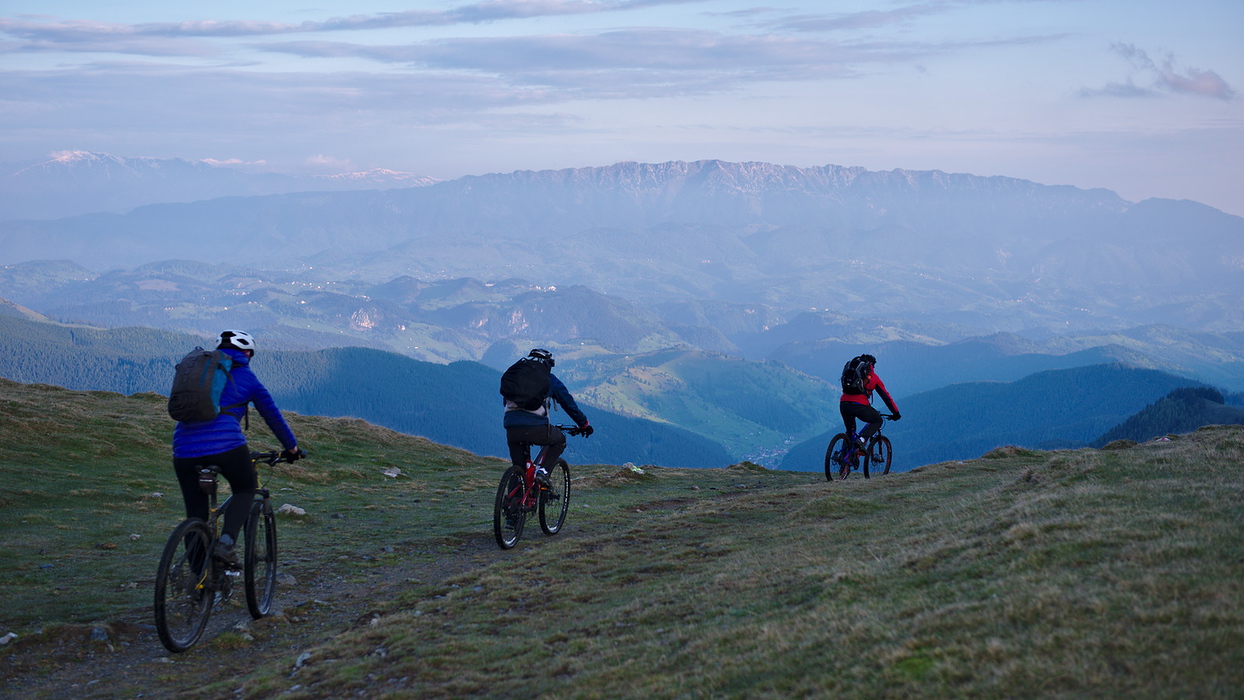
[503,349,592,486]
[172,330,302,564]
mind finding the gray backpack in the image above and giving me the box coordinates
[167,347,235,422]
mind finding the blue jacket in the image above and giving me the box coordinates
[503,372,589,429]
[172,348,298,459]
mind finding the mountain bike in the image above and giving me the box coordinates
[824,415,895,482]
[153,450,301,653]
[493,426,585,550]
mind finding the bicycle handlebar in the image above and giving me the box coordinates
[555,424,589,437]
[251,449,307,466]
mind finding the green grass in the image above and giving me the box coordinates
[1,378,1242,698]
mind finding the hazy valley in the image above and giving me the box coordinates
[2,155,1242,468]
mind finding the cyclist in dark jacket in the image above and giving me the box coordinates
[172,330,302,563]
[839,353,901,451]
[503,349,592,486]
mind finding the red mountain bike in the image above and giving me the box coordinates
[493,425,585,549]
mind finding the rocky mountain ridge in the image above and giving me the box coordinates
[3,158,1241,335]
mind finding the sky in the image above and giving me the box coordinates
[2,0,1241,215]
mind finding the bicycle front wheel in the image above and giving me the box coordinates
[493,466,527,549]
[824,434,850,482]
[154,519,214,653]
[870,436,893,476]
[244,500,279,619]
[539,458,571,535]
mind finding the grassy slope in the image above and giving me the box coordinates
[1,379,1242,698]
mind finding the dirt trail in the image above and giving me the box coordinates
[1,537,500,700]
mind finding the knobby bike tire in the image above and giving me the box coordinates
[154,518,214,653]
[244,500,279,619]
[539,458,571,535]
[825,433,853,482]
[871,436,893,476]
[493,466,527,549]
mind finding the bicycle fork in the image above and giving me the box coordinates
[838,433,862,466]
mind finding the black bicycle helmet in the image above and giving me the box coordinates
[528,348,554,367]
[859,353,877,365]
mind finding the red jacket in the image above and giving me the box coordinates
[840,369,899,414]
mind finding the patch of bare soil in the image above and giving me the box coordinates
[1,537,500,700]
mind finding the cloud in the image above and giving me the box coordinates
[0,63,574,135]
[1082,43,1236,100]
[259,27,945,93]
[773,3,950,33]
[0,1,706,46]
[202,157,266,167]
[305,154,353,170]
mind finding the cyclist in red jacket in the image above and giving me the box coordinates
[839,354,901,452]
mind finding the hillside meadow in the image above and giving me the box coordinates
[0,378,1241,698]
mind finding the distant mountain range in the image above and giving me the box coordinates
[3,154,1242,468]
[1,151,439,221]
[1,158,1241,336]
[3,258,1242,395]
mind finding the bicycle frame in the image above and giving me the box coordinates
[827,413,895,481]
[201,452,281,527]
[515,444,554,508]
[494,425,581,549]
[838,414,893,462]
[196,467,242,588]
[156,449,298,653]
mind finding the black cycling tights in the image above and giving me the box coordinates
[506,424,566,470]
[173,443,255,542]
[839,401,884,441]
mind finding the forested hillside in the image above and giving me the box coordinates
[1094,387,1244,446]
[0,316,730,468]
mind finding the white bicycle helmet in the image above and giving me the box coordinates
[528,348,554,367]
[217,329,256,352]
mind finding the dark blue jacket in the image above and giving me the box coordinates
[503,373,589,429]
[172,348,298,459]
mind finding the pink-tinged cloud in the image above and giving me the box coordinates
[1160,63,1235,100]
[1088,43,1237,101]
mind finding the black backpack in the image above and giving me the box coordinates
[500,358,551,411]
[840,356,873,395]
[167,347,235,422]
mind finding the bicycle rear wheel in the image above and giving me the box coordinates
[869,436,892,476]
[493,466,527,549]
[244,499,279,619]
[824,434,850,482]
[154,519,214,653]
[539,458,571,535]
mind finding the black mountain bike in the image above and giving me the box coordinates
[824,415,894,482]
[153,450,299,653]
[493,426,585,549]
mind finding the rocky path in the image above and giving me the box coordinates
[1,537,500,699]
